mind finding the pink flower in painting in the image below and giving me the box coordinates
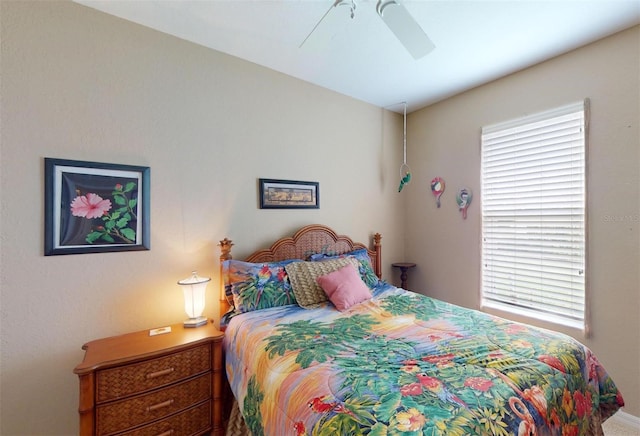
[70,193,112,219]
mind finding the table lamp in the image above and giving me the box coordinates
[177,271,210,327]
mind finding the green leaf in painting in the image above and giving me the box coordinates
[116,217,129,228]
[120,228,136,241]
[86,231,102,244]
[101,234,115,243]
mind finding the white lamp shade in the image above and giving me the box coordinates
[177,271,210,326]
[182,285,206,318]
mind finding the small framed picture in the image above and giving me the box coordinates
[44,158,150,256]
[259,178,319,209]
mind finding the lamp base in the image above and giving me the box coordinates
[183,316,208,328]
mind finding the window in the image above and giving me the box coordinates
[481,100,588,330]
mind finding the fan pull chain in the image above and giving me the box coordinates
[399,102,412,192]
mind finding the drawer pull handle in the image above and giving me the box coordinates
[156,431,174,436]
[146,399,174,412]
[146,367,175,379]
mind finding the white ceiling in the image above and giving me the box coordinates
[75,0,640,113]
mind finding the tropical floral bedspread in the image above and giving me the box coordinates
[223,283,623,436]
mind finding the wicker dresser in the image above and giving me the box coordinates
[74,322,224,436]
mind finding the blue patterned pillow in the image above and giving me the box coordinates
[223,259,300,314]
[309,248,380,289]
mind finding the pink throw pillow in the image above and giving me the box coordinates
[316,264,372,311]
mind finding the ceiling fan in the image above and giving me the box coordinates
[300,0,435,59]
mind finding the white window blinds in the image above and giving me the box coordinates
[481,100,587,330]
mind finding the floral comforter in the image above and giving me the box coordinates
[223,283,623,436]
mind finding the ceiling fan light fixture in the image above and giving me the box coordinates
[301,0,435,59]
[336,0,356,19]
[299,0,356,48]
[376,0,435,59]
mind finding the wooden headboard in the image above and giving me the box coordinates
[218,224,382,319]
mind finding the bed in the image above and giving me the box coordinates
[219,224,623,436]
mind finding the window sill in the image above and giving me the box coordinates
[481,300,587,338]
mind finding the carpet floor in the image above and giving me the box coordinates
[226,400,249,436]
[602,417,640,436]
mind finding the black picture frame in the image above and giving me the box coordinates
[259,178,319,209]
[44,158,150,256]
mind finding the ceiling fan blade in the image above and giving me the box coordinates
[377,0,435,59]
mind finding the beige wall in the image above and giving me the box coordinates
[405,26,640,417]
[2,1,638,434]
[0,2,405,434]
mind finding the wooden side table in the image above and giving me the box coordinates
[74,322,225,436]
[392,262,416,289]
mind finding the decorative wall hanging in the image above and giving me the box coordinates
[456,187,472,219]
[398,102,412,192]
[430,177,445,208]
[44,158,150,256]
[259,178,319,209]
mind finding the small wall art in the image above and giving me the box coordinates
[259,178,319,209]
[44,158,150,255]
[456,187,472,219]
[430,177,445,208]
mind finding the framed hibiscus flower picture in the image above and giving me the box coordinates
[44,158,150,256]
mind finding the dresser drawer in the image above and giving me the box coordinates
[96,344,211,402]
[96,373,211,435]
[119,400,211,436]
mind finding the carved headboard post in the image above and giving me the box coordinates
[373,233,382,279]
[218,238,234,323]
